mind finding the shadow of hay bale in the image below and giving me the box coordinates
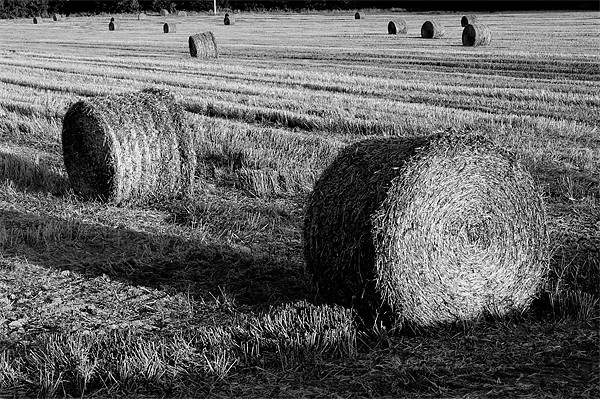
[304,134,549,329]
[0,147,69,195]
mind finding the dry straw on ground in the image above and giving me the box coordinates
[388,20,407,35]
[421,20,445,38]
[461,14,477,27]
[163,22,177,33]
[189,32,218,59]
[224,13,234,25]
[303,134,549,328]
[108,21,120,31]
[355,12,361,19]
[61,88,197,205]
[33,16,42,24]
[160,9,169,16]
[462,23,492,46]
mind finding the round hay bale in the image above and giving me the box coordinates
[163,22,177,33]
[110,17,115,22]
[52,14,62,21]
[160,9,169,16]
[224,14,234,25]
[354,12,361,19]
[461,14,477,27]
[189,32,218,59]
[61,88,197,205]
[421,20,445,39]
[462,23,492,47]
[177,11,187,17]
[303,134,548,328]
[108,21,120,31]
[388,20,407,35]
[33,16,42,24]
[137,13,146,20]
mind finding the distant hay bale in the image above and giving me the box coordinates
[387,20,407,35]
[61,88,197,205]
[110,17,114,22]
[163,22,177,33]
[354,12,361,19]
[52,14,61,21]
[137,13,146,20]
[178,11,187,17]
[303,134,549,328]
[160,9,169,16]
[462,23,492,46]
[224,14,234,25]
[108,21,120,31]
[421,20,445,39]
[461,14,477,27]
[33,16,42,24]
[189,32,218,59]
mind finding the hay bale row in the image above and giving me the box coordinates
[303,134,548,328]
[108,20,120,31]
[189,32,218,59]
[224,13,234,25]
[61,88,196,205]
[387,20,407,35]
[463,23,492,46]
[163,22,177,33]
[421,20,445,39]
[461,14,477,27]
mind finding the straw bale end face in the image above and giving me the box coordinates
[224,15,234,25]
[421,20,445,39]
[461,14,477,27]
[33,16,42,24]
[388,20,407,35]
[304,134,549,329]
[61,89,197,205]
[462,23,492,46]
[108,21,120,31]
[163,22,177,33]
[189,32,218,59]
[355,12,361,19]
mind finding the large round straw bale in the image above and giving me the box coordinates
[388,20,407,35]
[421,20,445,39]
[354,12,361,19]
[189,32,218,59]
[137,13,146,20]
[461,14,477,27]
[163,22,177,33]
[61,88,196,205]
[160,9,169,16]
[52,14,62,21]
[462,23,492,46]
[108,21,120,31]
[177,11,187,17]
[33,16,42,24]
[303,134,548,328]
[224,14,234,25]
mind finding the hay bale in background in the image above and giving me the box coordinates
[177,11,187,17]
[388,20,407,35]
[160,9,169,16]
[189,32,218,59]
[33,16,42,24]
[163,22,177,33]
[224,13,234,25]
[108,20,120,31]
[137,13,146,20]
[303,134,548,328]
[52,14,61,21]
[61,88,197,205]
[354,12,361,19]
[463,23,492,46]
[461,14,477,27]
[421,20,445,39]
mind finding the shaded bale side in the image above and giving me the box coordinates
[462,23,492,46]
[224,15,235,25]
[160,9,169,16]
[189,32,218,59]
[303,134,548,328]
[355,12,361,19]
[178,11,187,17]
[33,16,42,24]
[421,20,445,39]
[138,13,146,20]
[388,20,407,35]
[108,21,120,31]
[461,14,477,27]
[163,22,177,33]
[61,88,197,205]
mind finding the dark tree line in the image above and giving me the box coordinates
[0,0,596,19]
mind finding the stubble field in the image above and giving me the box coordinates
[0,10,598,398]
